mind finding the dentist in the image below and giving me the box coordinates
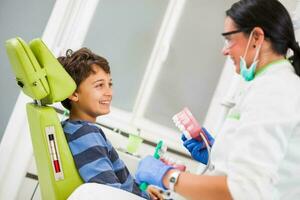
[135,0,300,199]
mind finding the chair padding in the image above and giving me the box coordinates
[5,37,49,100]
[5,37,76,104]
[27,103,83,199]
[30,38,76,104]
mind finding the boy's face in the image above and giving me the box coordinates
[70,65,112,122]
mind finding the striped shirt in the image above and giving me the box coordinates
[62,119,149,199]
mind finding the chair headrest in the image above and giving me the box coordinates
[5,37,76,104]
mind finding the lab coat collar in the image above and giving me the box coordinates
[254,59,293,79]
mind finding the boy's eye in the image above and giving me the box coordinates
[95,83,104,88]
[109,82,113,87]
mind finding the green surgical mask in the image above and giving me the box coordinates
[240,30,262,81]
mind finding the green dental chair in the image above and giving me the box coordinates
[5,37,83,199]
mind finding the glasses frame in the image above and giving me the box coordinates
[221,28,251,49]
[221,27,252,37]
[221,29,244,36]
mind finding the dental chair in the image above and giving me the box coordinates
[5,37,145,200]
[5,37,83,199]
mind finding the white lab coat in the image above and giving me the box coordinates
[208,60,300,200]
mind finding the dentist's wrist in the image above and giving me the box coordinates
[162,169,181,191]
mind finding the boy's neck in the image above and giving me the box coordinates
[69,110,97,123]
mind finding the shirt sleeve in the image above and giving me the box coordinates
[65,123,149,199]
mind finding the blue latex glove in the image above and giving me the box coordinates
[181,127,214,164]
[135,155,173,189]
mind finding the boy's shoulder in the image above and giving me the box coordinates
[62,119,95,132]
[62,119,107,141]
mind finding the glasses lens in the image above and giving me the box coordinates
[224,39,232,49]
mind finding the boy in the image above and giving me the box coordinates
[58,48,161,200]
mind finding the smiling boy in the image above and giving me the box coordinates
[58,48,160,199]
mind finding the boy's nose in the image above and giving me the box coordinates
[105,87,113,96]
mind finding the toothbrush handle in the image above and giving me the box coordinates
[139,182,149,191]
[139,141,163,191]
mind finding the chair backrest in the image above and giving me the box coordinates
[5,37,83,200]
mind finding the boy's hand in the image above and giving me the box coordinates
[147,185,164,200]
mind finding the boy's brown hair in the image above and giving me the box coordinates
[58,48,110,110]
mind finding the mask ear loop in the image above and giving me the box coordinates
[243,30,254,58]
[242,30,263,66]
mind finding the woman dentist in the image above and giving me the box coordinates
[135,0,300,199]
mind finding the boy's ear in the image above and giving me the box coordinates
[68,91,79,102]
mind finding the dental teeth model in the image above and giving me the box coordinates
[172,107,212,145]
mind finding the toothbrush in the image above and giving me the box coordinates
[172,107,212,146]
[154,140,167,159]
[139,140,167,191]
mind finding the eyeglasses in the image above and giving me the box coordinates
[221,29,244,36]
[222,29,245,49]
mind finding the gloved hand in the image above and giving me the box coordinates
[181,127,214,165]
[135,156,173,189]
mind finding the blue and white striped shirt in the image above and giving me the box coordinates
[62,119,149,199]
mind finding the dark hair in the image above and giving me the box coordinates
[58,48,111,110]
[226,0,300,76]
